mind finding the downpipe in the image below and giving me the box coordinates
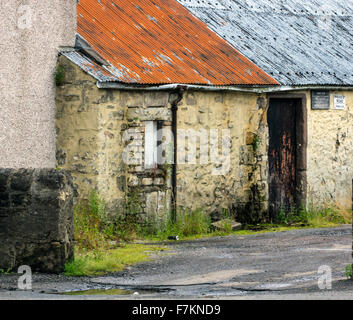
[170,87,185,223]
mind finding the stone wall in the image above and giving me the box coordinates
[176,91,268,223]
[0,169,75,273]
[56,55,127,214]
[0,1,76,168]
[56,56,172,218]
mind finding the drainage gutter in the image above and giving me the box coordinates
[97,82,353,93]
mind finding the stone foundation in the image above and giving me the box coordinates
[0,169,75,273]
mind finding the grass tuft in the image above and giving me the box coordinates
[138,208,216,240]
[274,205,351,227]
[73,191,111,251]
[65,244,165,276]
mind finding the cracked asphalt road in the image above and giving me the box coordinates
[0,225,352,299]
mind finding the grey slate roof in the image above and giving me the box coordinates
[177,0,353,85]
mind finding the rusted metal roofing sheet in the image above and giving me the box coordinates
[177,0,353,85]
[76,0,277,85]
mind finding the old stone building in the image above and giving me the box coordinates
[56,0,353,223]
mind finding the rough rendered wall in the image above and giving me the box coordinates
[0,1,76,168]
[176,91,268,222]
[307,90,353,209]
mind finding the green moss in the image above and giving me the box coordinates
[252,134,261,152]
[55,65,66,86]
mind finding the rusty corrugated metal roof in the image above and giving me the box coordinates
[76,0,278,85]
[178,0,353,86]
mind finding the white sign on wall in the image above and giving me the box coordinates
[334,95,346,110]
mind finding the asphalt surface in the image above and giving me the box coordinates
[0,225,352,300]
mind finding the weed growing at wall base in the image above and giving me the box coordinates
[139,208,212,239]
[66,191,167,276]
[68,191,352,275]
[0,268,12,275]
[73,190,149,249]
[137,208,236,240]
[73,191,110,250]
[72,190,233,244]
[73,191,352,244]
[274,206,351,227]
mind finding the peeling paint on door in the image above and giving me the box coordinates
[268,99,299,219]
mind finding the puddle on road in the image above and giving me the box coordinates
[255,283,292,290]
[61,288,160,296]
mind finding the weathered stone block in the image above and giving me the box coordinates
[0,192,9,207]
[145,192,158,215]
[127,107,171,121]
[186,93,197,105]
[117,175,126,192]
[56,149,67,166]
[256,97,266,109]
[128,175,139,186]
[10,169,34,192]
[0,170,9,192]
[144,92,169,107]
[239,145,256,165]
[0,169,75,273]
[215,95,223,103]
[64,95,80,102]
[10,193,31,207]
[109,110,124,120]
[154,178,165,186]
[142,178,153,186]
[246,132,256,145]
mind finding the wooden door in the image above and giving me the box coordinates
[268,99,298,220]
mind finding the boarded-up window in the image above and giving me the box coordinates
[144,121,158,169]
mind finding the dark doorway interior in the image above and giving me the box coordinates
[267,97,307,220]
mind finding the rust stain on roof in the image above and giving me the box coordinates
[77,0,278,85]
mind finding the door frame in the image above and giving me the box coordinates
[266,93,308,212]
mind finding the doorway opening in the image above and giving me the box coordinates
[267,95,307,221]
